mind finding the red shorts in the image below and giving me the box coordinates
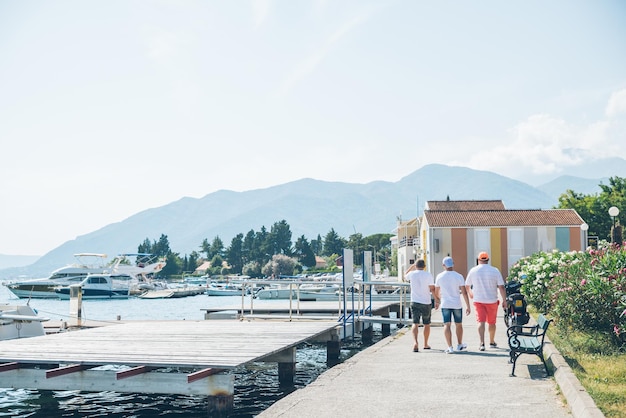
[473,301,499,324]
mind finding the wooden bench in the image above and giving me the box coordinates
[507,314,553,377]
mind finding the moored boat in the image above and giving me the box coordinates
[4,253,110,298]
[254,284,297,300]
[0,303,49,340]
[206,282,246,296]
[54,274,132,300]
[5,253,166,299]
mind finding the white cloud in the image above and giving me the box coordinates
[456,88,626,180]
[606,88,626,118]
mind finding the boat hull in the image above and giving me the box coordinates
[0,305,48,340]
[55,289,130,300]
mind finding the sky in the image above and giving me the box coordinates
[1,0,626,256]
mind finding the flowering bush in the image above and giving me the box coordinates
[507,242,626,348]
[508,250,582,312]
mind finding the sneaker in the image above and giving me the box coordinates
[490,342,498,348]
[456,343,467,351]
[479,344,485,351]
[444,346,454,354]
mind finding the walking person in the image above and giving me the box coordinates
[405,259,438,352]
[434,256,471,354]
[465,252,508,351]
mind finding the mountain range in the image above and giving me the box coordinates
[2,161,625,279]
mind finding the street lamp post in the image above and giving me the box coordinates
[580,222,589,248]
[609,206,620,243]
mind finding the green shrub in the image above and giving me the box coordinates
[508,242,626,349]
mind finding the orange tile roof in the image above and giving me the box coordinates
[426,200,506,211]
[424,209,584,228]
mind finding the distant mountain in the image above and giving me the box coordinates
[517,157,626,186]
[537,176,610,199]
[0,163,621,278]
[0,254,40,270]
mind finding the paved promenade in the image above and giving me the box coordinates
[260,310,604,418]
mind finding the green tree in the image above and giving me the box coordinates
[200,238,211,258]
[557,176,626,240]
[243,229,256,264]
[311,234,323,255]
[154,234,171,257]
[363,233,394,269]
[323,228,346,256]
[262,254,297,277]
[269,220,293,256]
[160,251,182,277]
[347,232,364,261]
[226,233,244,274]
[242,261,262,278]
[186,251,200,273]
[137,238,154,256]
[294,235,316,268]
[137,234,172,259]
[209,254,224,275]
[207,236,225,260]
[255,226,270,264]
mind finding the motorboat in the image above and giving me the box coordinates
[254,282,341,300]
[0,303,49,340]
[298,283,342,301]
[206,282,246,296]
[182,275,210,286]
[254,283,297,300]
[5,253,165,299]
[54,274,132,299]
[4,253,109,298]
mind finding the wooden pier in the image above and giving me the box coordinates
[0,279,411,415]
[0,319,340,414]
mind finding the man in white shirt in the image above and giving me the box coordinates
[465,252,508,351]
[405,259,438,352]
[435,256,471,353]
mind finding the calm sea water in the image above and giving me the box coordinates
[0,286,383,417]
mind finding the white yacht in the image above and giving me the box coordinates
[4,253,165,299]
[54,273,132,300]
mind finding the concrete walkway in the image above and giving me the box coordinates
[259,310,604,418]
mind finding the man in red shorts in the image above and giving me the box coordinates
[465,252,507,351]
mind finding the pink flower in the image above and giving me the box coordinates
[581,279,587,286]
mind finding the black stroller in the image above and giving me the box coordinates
[503,280,530,327]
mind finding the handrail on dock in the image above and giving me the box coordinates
[216,278,411,323]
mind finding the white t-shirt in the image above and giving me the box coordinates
[406,269,434,304]
[435,270,465,309]
[465,264,504,303]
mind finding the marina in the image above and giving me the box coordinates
[0,283,406,416]
[0,319,343,414]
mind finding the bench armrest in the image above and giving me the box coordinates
[507,324,537,338]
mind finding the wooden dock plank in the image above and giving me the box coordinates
[0,320,339,369]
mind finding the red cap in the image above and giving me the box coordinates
[478,252,490,261]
